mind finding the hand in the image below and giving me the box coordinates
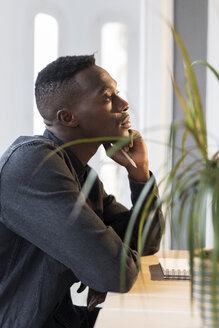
[77,282,87,293]
[77,283,107,312]
[104,129,150,182]
[87,288,107,312]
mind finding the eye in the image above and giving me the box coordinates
[102,90,120,103]
[103,93,112,103]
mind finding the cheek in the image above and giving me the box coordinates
[82,109,111,128]
[79,112,108,136]
[77,104,118,136]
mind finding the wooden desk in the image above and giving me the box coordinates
[95,251,202,328]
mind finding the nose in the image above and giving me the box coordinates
[116,95,129,112]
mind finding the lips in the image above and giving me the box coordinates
[120,114,131,129]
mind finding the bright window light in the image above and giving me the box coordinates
[100,22,128,201]
[33,13,58,135]
[101,22,128,99]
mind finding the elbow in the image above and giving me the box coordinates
[141,234,162,255]
[108,269,138,293]
[108,255,139,293]
[143,243,160,256]
[121,268,138,293]
[142,211,163,256]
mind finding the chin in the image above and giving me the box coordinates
[101,128,129,139]
[119,129,129,137]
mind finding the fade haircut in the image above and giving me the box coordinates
[35,55,95,120]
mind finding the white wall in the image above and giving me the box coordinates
[0,0,34,153]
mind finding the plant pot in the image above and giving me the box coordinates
[193,257,219,328]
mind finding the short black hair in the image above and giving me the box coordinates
[35,55,95,120]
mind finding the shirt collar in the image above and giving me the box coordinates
[43,129,86,180]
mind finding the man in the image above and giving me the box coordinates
[0,55,163,328]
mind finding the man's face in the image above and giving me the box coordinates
[71,65,131,139]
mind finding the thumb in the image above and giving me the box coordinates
[77,283,87,293]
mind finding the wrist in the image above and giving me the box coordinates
[127,162,150,182]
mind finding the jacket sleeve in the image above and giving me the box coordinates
[102,173,164,256]
[0,141,138,293]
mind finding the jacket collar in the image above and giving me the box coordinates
[43,129,87,181]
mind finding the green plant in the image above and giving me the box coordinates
[156,27,219,326]
[121,24,219,327]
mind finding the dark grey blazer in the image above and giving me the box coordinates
[0,130,163,327]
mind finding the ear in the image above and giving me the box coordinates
[56,109,79,127]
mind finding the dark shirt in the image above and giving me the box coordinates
[0,130,163,328]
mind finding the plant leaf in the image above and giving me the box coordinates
[193,60,219,81]
[170,26,208,160]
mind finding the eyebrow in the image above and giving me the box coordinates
[98,85,118,95]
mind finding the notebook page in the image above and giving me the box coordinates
[159,258,190,279]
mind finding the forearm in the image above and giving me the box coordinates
[128,174,163,255]
[103,172,163,256]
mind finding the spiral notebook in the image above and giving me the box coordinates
[159,258,190,280]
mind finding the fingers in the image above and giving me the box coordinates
[87,296,99,312]
[129,129,142,142]
[87,295,106,312]
[128,129,134,148]
[103,133,134,154]
[77,283,87,293]
[87,288,107,312]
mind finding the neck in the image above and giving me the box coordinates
[69,142,100,166]
[47,127,100,166]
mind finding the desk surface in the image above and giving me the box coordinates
[95,250,202,328]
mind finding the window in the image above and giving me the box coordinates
[99,22,129,205]
[33,13,58,134]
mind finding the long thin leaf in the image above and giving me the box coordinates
[193,60,219,81]
[170,26,208,160]
[169,71,193,127]
[184,64,196,118]
[181,129,189,164]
